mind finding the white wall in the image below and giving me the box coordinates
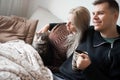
[47,0,120,25]
[27,0,51,18]
[49,0,93,20]
[27,0,120,25]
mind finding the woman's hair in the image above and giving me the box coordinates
[66,6,90,57]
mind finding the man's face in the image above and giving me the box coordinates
[92,2,115,32]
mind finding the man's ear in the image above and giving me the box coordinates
[114,12,119,22]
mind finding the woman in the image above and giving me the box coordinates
[39,6,90,80]
[38,6,90,58]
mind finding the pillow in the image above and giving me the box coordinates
[49,23,69,55]
[48,23,70,72]
[0,15,38,44]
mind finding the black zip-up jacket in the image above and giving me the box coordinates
[59,25,120,80]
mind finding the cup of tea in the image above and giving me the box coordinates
[72,50,88,71]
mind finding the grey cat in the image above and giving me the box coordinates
[33,32,53,65]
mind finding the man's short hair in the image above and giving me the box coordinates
[93,0,119,13]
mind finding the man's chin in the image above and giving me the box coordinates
[94,26,100,31]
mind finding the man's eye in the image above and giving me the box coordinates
[99,12,104,15]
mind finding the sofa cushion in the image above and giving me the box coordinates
[0,15,38,44]
[49,23,69,57]
[48,23,70,72]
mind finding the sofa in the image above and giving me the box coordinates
[0,15,53,80]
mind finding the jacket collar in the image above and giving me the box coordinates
[93,25,120,47]
[117,25,120,34]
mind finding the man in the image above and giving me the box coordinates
[57,0,120,80]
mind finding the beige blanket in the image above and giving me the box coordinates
[0,40,53,80]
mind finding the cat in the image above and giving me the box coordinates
[33,32,53,65]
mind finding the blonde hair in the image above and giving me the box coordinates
[66,6,90,57]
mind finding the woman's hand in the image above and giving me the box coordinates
[38,24,50,33]
[76,53,91,70]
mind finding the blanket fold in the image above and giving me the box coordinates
[0,40,53,80]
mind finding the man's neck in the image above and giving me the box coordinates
[100,26,119,38]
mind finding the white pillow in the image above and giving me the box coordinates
[30,7,63,32]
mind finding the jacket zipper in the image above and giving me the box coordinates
[108,43,114,62]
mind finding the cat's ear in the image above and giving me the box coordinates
[45,32,49,36]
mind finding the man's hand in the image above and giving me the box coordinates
[76,53,91,70]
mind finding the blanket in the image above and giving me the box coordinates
[0,40,53,80]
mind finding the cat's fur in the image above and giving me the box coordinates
[33,32,53,66]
